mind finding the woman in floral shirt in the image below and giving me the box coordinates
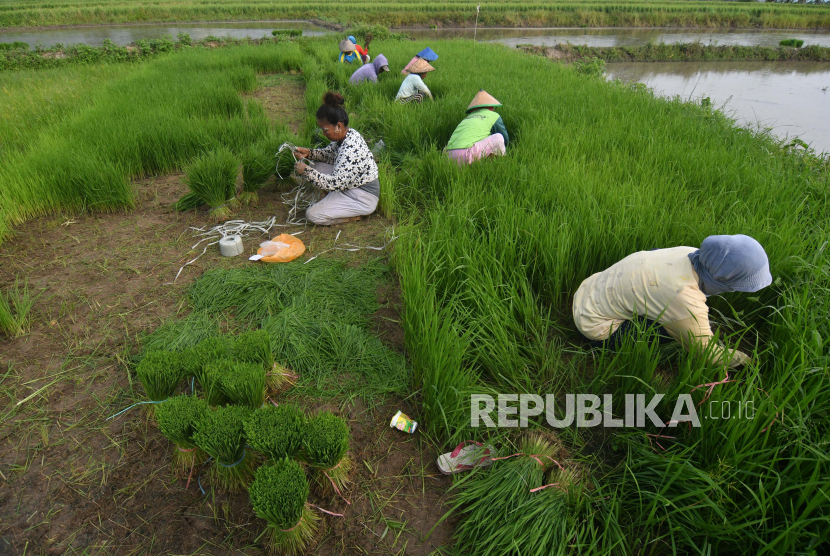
[293,92,380,225]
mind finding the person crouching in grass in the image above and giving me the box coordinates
[395,59,434,104]
[292,92,379,226]
[572,234,773,368]
[445,90,509,165]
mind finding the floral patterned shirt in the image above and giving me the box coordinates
[306,129,379,193]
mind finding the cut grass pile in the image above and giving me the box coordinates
[2,0,829,29]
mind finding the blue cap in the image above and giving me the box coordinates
[417,47,438,62]
[347,35,357,44]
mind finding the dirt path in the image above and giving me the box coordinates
[0,79,453,555]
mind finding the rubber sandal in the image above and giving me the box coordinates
[436,441,495,475]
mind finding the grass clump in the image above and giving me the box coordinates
[193,405,255,492]
[135,351,183,404]
[272,29,302,38]
[199,358,233,407]
[244,404,305,460]
[249,458,318,556]
[0,277,33,338]
[221,360,266,409]
[0,42,28,50]
[180,148,239,221]
[239,143,274,205]
[780,38,805,48]
[303,412,352,495]
[156,395,210,472]
[451,434,563,555]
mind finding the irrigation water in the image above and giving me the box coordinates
[0,20,328,49]
[4,24,830,50]
[606,60,830,154]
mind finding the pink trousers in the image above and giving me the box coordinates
[446,133,506,166]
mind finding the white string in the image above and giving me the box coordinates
[276,142,321,226]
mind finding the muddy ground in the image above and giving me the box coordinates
[0,78,454,555]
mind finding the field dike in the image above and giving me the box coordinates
[1,36,830,554]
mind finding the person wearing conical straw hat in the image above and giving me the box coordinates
[402,46,438,75]
[445,90,509,165]
[394,58,435,105]
[348,34,372,63]
[573,234,772,368]
[338,38,362,64]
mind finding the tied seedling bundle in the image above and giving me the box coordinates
[193,405,255,492]
[303,412,351,496]
[249,458,318,556]
[233,329,295,394]
[136,351,184,419]
[183,336,230,386]
[200,358,234,407]
[240,144,275,205]
[451,434,564,555]
[178,148,239,221]
[221,360,266,409]
[156,395,210,473]
[244,404,305,460]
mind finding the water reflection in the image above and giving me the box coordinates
[0,20,328,48]
[405,27,830,48]
[606,61,830,154]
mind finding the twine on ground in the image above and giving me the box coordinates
[106,399,167,420]
[321,460,351,506]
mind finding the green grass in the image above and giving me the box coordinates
[1,35,829,553]
[1,0,830,29]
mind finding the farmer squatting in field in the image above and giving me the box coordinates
[445,90,510,165]
[349,54,390,85]
[338,38,362,64]
[572,234,772,368]
[292,92,380,226]
[395,58,435,104]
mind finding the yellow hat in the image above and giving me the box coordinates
[467,90,502,113]
[408,58,436,74]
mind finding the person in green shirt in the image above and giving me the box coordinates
[445,90,508,165]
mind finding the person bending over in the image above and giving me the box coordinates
[395,59,434,104]
[338,39,362,64]
[445,90,509,165]
[572,234,773,368]
[349,54,389,85]
[293,92,379,226]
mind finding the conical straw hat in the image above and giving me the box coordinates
[408,58,435,74]
[339,39,356,53]
[467,90,502,112]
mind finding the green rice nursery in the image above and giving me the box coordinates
[2,18,830,555]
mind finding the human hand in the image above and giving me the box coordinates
[294,161,308,175]
[294,147,311,159]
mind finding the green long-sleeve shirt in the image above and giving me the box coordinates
[491,116,509,148]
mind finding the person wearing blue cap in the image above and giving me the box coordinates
[572,234,773,367]
[348,34,371,63]
[338,38,362,64]
[402,47,438,75]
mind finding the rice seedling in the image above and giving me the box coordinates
[302,412,351,496]
[244,404,305,460]
[220,360,266,409]
[199,358,233,407]
[231,329,295,394]
[450,434,563,555]
[0,277,34,338]
[193,405,255,492]
[135,351,184,406]
[249,458,319,556]
[155,394,210,473]
[183,335,231,386]
[181,148,239,221]
[780,38,805,48]
[239,143,274,205]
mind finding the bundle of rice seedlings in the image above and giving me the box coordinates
[184,336,230,386]
[249,458,319,556]
[174,191,203,212]
[200,358,233,407]
[156,395,210,473]
[232,329,294,394]
[193,405,255,492]
[451,433,561,554]
[136,351,184,417]
[244,404,305,460]
[240,144,274,205]
[302,412,351,495]
[221,360,266,409]
[183,148,239,221]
